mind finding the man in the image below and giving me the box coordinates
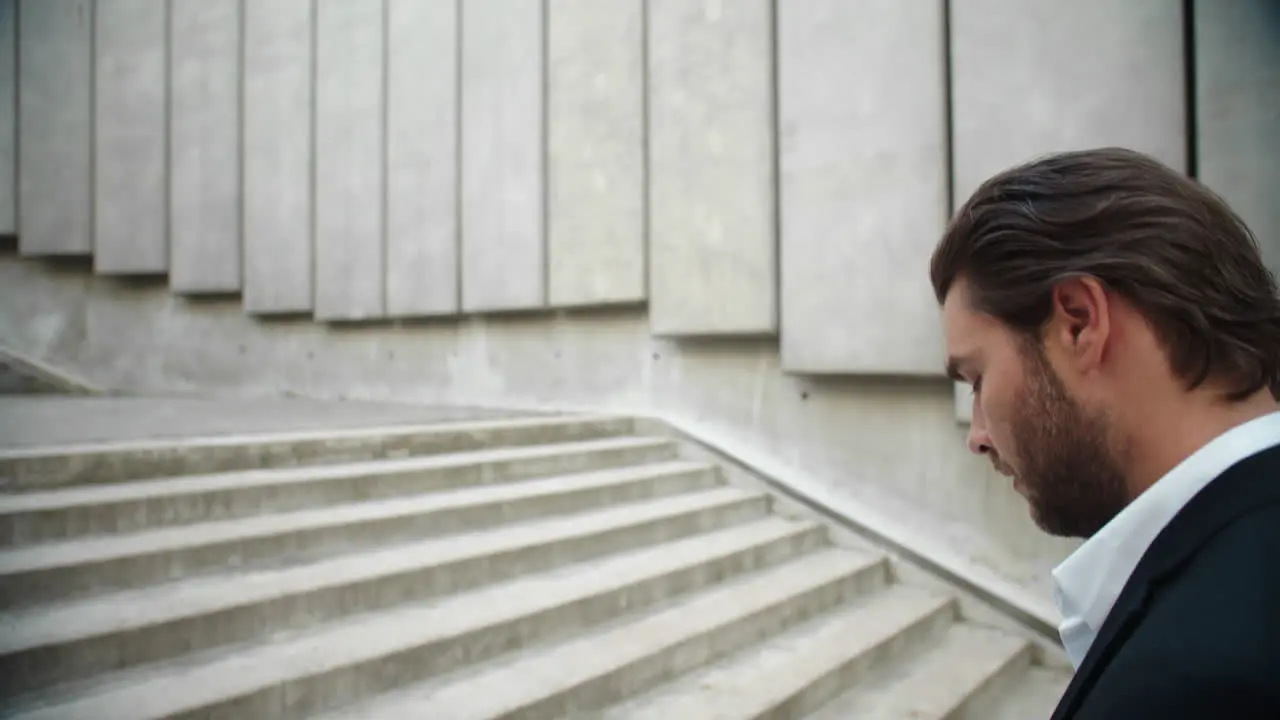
[932,147,1280,718]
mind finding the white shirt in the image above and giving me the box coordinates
[1052,410,1280,669]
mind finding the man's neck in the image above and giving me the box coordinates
[1122,388,1278,501]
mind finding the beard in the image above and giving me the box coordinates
[1005,342,1130,538]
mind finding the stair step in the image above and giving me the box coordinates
[806,624,1033,720]
[2,521,866,719]
[0,491,808,698]
[599,585,955,719]
[0,435,676,546]
[0,461,723,609]
[321,550,888,720]
[981,666,1070,720]
[0,413,634,491]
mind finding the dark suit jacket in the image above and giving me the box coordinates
[1051,444,1280,719]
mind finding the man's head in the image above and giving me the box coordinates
[933,147,1280,538]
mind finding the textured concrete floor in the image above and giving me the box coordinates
[0,395,539,448]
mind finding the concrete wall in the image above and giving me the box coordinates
[1,0,1276,605]
[0,255,1079,600]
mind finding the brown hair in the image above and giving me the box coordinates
[931,146,1280,401]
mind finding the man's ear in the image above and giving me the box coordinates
[1048,276,1110,371]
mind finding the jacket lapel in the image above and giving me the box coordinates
[1051,444,1280,719]
[1050,573,1152,718]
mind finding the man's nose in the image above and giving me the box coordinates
[967,427,993,456]
[967,408,993,456]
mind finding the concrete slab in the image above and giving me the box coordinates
[807,623,1031,720]
[1194,0,1280,273]
[950,0,1187,203]
[647,0,776,336]
[93,0,167,276]
[0,484,758,698]
[949,0,1186,420]
[385,0,458,317]
[17,0,92,256]
[0,436,671,541]
[169,0,241,293]
[0,461,707,612]
[0,493,775,718]
[460,0,546,312]
[333,549,873,718]
[242,0,314,314]
[0,0,14,235]
[0,396,535,450]
[778,0,948,375]
[547,0,646,308]
[603,585,952,718]
[314,0,385,321]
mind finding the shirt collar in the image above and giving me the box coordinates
[1051,410,1280,668]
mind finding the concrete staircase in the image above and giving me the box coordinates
[0,414,1069,719]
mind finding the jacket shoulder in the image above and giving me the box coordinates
[1076,504,1280,718]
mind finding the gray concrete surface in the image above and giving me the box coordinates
[603,587,958,718]
[950,0,1187,202]
[170,0,241,293]
[0,433,663,541]
[0,396,534,449]
[0,469,741,696]
[93,0,167,275]
[385,0,459,317]
[9,0,1274,616]
[0,0,12,235]
[18,0,93,255]
[242,0,313,314]
[1195,0,1280,273]
[778,0,948,375]
[0,254,1080,600]
[315,0,385,321]
[648,0,777,336]
[461,0,546,312]
[0,418,1069,717]
[547,0,646,308]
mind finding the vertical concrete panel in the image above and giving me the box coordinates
[547,0,645,307]
[17,0,92,255]
[0,0,15,235]
[385,0,457,317]
[460,0,545,312]
[955,385,973,423]
[170,0,241,292]
[242,0,312,314]
[648,0,776,336]
[949,0,1186,421]
[1195,0,1280,273]
[950,0,1186,202]
[314,0,385,321]
[778,0,947,374]
[94,0,166,275]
